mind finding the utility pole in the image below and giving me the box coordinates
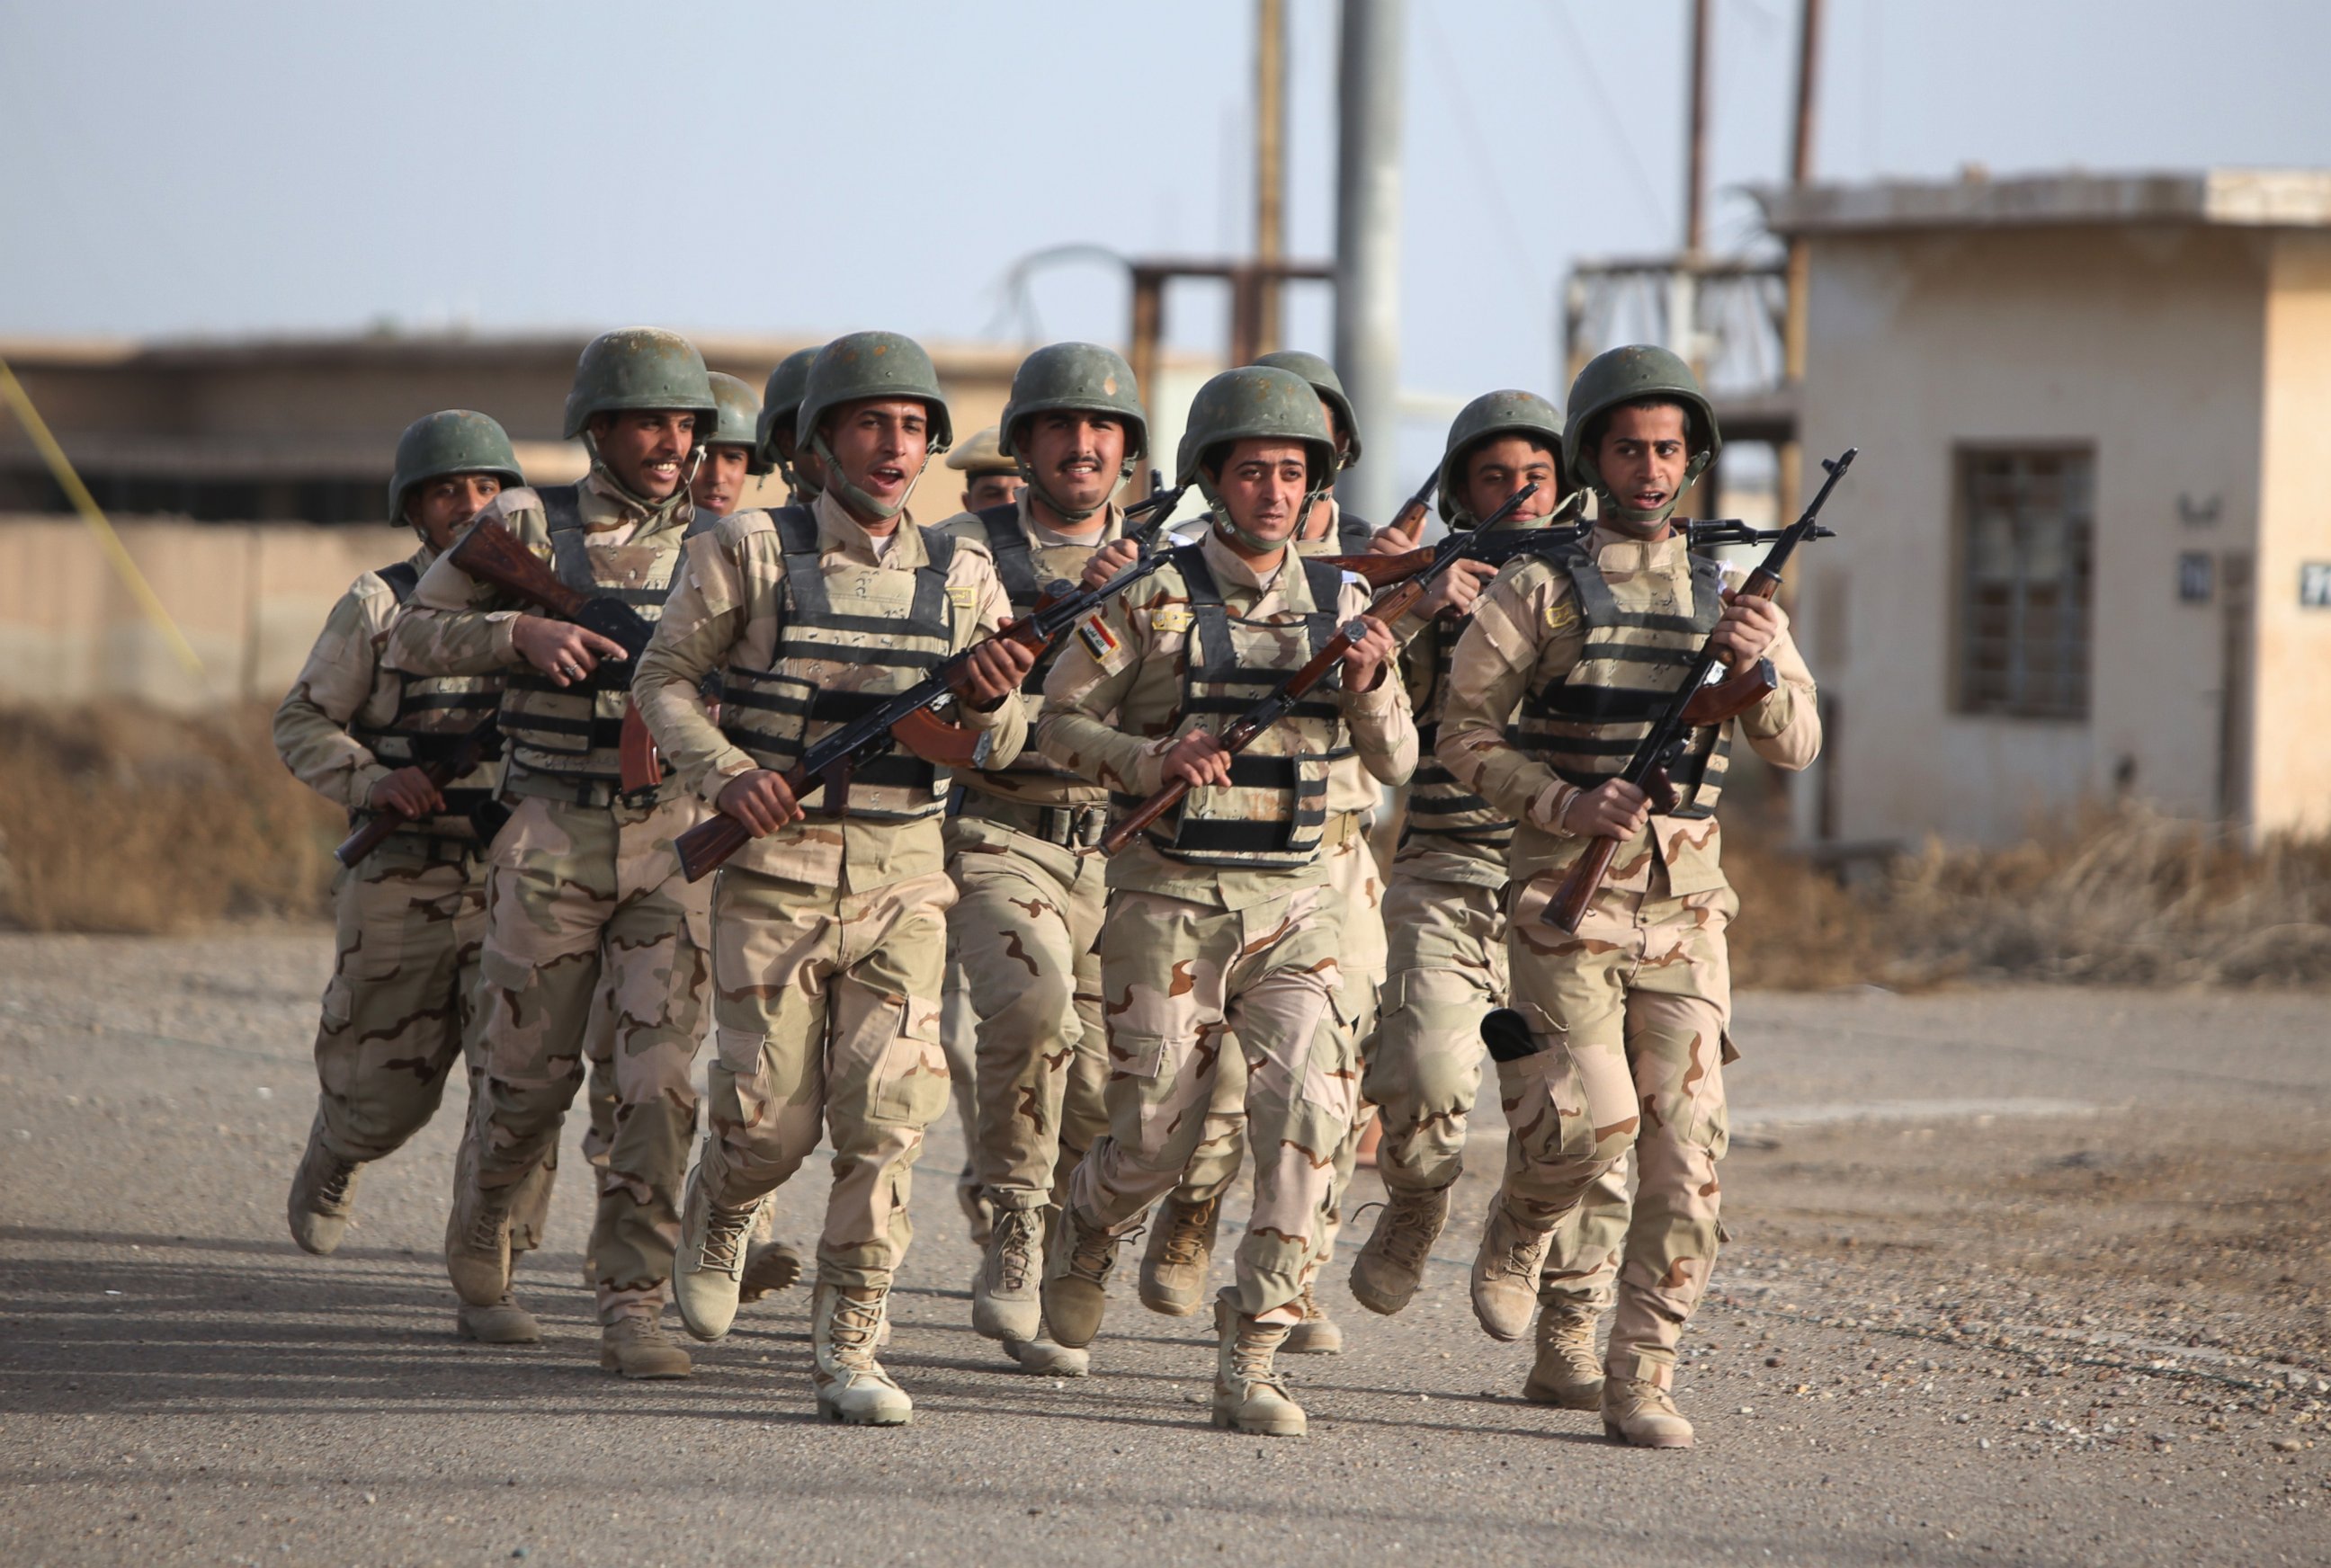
[1334,0,1405,525]
[1253,0,1288,356]
[1780,0,1824,523]
[1672,0,1711,373]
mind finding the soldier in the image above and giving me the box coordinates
[1346,389,1635,1409]
[939,344,1147,1380]
[277,410,558,1344]
[1034,364,1416,1436]
[1434,345,1821,1447]
[638,331,1037,1427]
[933,418,1028,1252]
[756,345,825,504]
[691,371,773,519]
[947,424,1027,512]
[388,327,719,1381]
[1139,349,1385,1358]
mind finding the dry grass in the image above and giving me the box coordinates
[0,703,340,933]
[1729,801,2331,990]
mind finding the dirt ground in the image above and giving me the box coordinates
[1,932,2326,1566]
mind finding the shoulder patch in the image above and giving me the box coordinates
[1544,599,1583,636]
[946,584,978,613]
[1076,615,1121,661]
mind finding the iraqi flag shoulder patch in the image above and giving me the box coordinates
[1076,615,1121,662]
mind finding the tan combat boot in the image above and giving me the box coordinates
[1523,1303,1605,1408]
[456,1294,541,1345]
[811,1281,914,1425]
[672,1169,761,1343]
[738,1238,804,1304]
[1003,1318,1092,1378]
[1138,1192,1220,1317]
[443,1179,516,1308]
[1348,1184,1450,1315]
[600,1308,692,1380]
[973,1200,1046,1342]
[286,1118,362,1257]
[1469,1201,1555,1341]
[1210,1293,1306,1437]
[1040,1205,1126,1349]
[1603,1376,1694,1448]
[1282,1278,1344,1355]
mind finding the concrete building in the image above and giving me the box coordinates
[0,330,1216,710]
[1761,169,2331,847]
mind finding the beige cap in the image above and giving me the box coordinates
[945,424,1017,475]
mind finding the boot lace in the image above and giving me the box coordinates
[1066,1214,1123,1287]
[315,1156,359,1209]
[1379,1192,1441,1271]
[1159,1197,1217,1268]
[991,1207,1041,1293]
[699,1198,759,1272]
[828,1289,888,1370]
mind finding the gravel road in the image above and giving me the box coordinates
[2,932,2325,1566]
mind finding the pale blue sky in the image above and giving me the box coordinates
[4,0,2327,417]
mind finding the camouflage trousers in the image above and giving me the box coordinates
[945,813,1110,1211]
[1494,869,1736,1386]
[1065,882,1357,1318]
[461,793,711,1323]
[308,839,561,1252]
[698,867,956,1293]
[1172,824,1384,1265]
[1362,869,1635,1308]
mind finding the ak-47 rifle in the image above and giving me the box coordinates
[1322,513,1834,590]
[1543,447,1857,934]
[446,521,667,793]
[331,717,505,868]
[1380,468,1440,546]
[1102,481,1576,857]
[670,479,1195,883]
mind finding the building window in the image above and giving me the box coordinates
[1955,447,2094,720]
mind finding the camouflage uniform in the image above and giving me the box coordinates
[389,471,713,1330]
[1159,502,1389,1299]
[937,495,1121,1216]
[1036,525,1416,1325]
[274,539,566,1243]
[634,491,1025,1307]
[1435,522,1820,1392]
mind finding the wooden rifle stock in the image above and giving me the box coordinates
[447,520,665,793]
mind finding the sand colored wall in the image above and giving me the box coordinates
[1790,223,2273,846]
[2253,234,2331,836]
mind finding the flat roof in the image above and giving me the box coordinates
[1755,168,2331,236]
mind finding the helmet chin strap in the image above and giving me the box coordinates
[577,430,700,518]
[809,431,925,523]
[1199,477,1329,556]
[1584,450,1710,534]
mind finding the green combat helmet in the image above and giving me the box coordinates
[796,330,952,521]
[1253,349,1361,471]
[1175,363,1336,553]
[996,341,1148,523]
[1436,390,1566,528]
[756,344,822,486]
[945,425,1017,477]
[559,326,719,441]
[704,372,773,476]
[388,409,522,525]
[1562,344,1719,527]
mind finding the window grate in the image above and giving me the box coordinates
[1955,448,2094,720]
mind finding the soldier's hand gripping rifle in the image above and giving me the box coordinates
[1543,447,1857,935]
[447,520,668,793]
[670,480,1195,883]
[1102,481,1568,857]
[330,717,505,868]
